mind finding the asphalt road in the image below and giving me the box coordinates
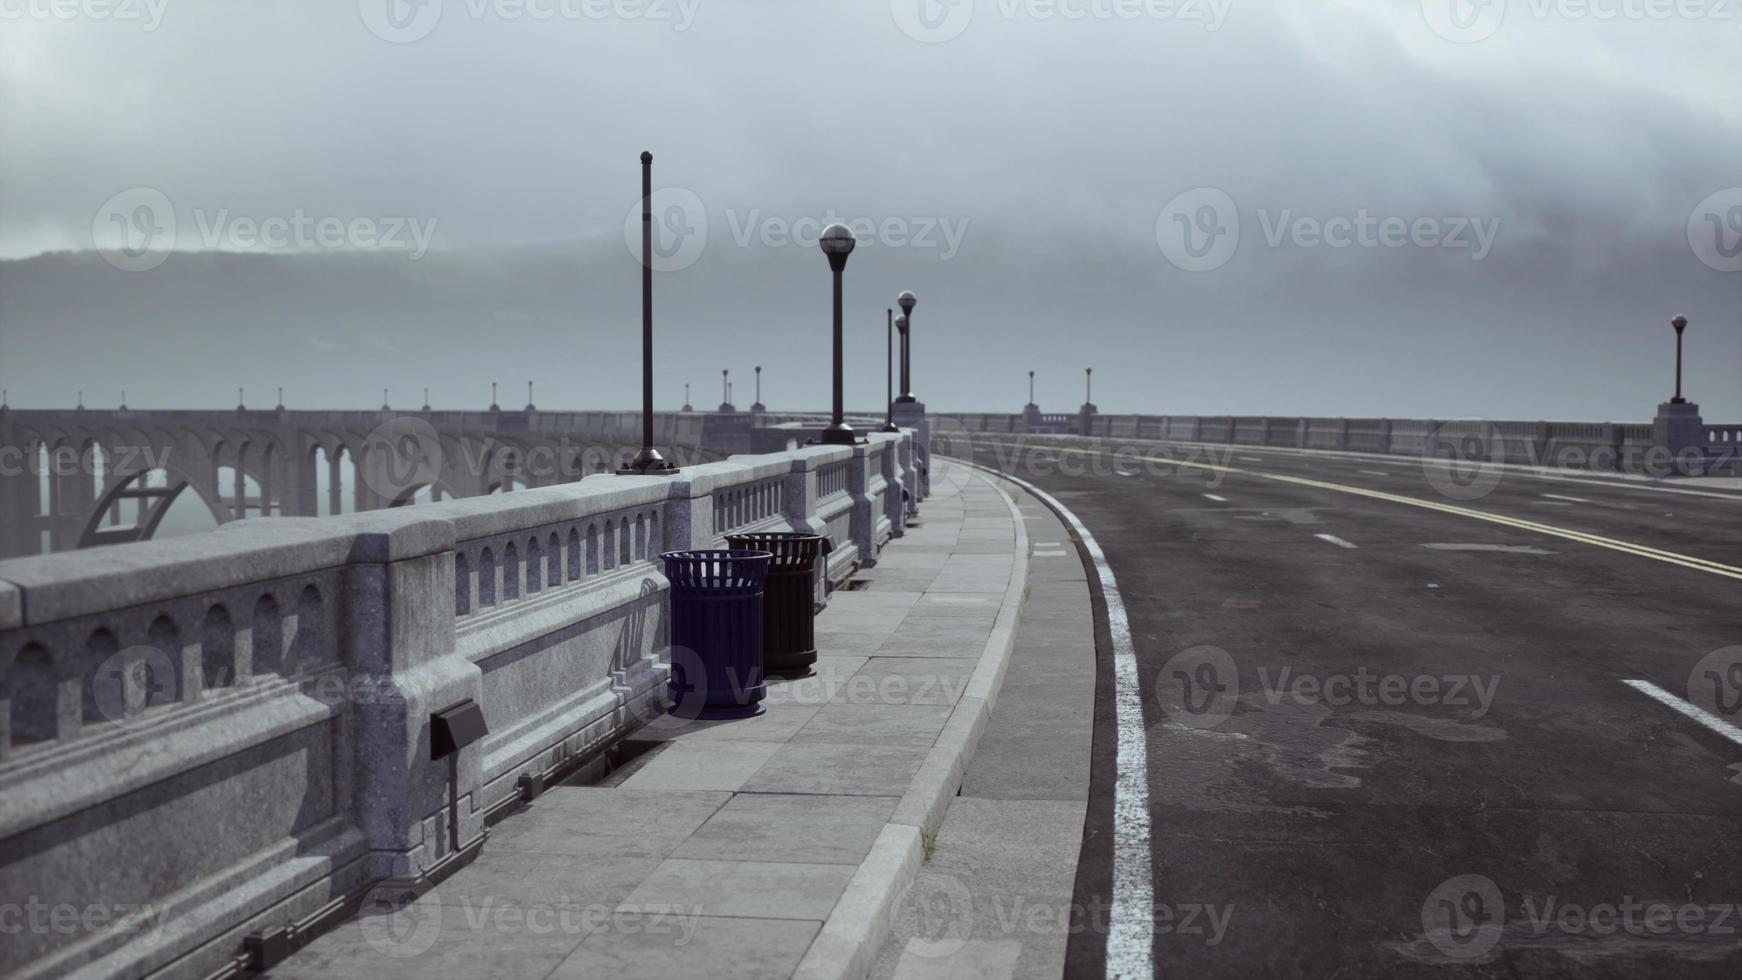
[952,437,1742,978]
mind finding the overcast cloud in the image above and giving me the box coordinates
[0,0,1737,419]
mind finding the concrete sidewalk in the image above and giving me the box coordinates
[270,463,1029,980]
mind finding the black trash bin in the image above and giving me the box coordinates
[725,532,827,678]
[660,549,773,719]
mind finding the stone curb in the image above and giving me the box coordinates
[790,464,1031,980]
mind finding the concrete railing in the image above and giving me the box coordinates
[937,413,1740,474]
[0,431,913,980]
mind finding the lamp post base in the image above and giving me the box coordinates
[894,394,918,404]
[618,448,679,475]
[818,423,859,445]
[880,422,900,432]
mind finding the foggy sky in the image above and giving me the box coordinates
[1,0,1738,420]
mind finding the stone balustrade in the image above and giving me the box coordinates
[0,431,914,980]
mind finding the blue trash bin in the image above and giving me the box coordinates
[661,549,774,719]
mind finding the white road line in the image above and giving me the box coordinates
[1203,493,1228,502]
[964,463,1154,980]
[1033,550,1069,557]
[1541,493,1591,504]
[1623,679,1742,746]
[1359,469,1390,477]
[1239,456,1264,463]
[1313,533,1359,549]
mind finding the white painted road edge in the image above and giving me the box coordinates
[960,460,1156,980]
[1622,680,1742,746]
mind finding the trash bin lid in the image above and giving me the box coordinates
[724,532,826,566]
[660,549,774,590]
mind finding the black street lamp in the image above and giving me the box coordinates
[623,150,676,473]
[1027,370,1035,408]
[382,388,390,411]
[752,365,766,412]
[895,290,917,402]
[819,223,857,445]
[682,383,692,412]
[1084,368,1092,405]
[719,369,733,412]
[525,381,536,412]
[882,307,899,432]
[489,382,499,412]
[1670,314,1689,404]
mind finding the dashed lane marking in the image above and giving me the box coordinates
[1314,533,1359,549]
[975,441,1742,582]
[1203,493,1228,502]
[1541,493,1591,504]
[1623,680,1742,747]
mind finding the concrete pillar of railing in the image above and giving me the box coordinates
[848,444,877,565]
[1603,423,1622,471]
[1338,418,1350,451]
[891,401,928,500]
[1653,400,1706,474]
[660,471,717,552]
[338,509,484,883]
[1295,418,1308,447]
[781,452,832,607]
[879,435,907,538]
[0,414,35,558]
[1380,418,1394,454]
[1189,416,1202,441]
[1425,420,1442,457]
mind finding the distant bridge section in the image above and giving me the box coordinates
[940,409,1742,476]
[0,407,881,558]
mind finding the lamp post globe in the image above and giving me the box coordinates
[819,224,857,444]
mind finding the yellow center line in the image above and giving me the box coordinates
[974,441,1742,582]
